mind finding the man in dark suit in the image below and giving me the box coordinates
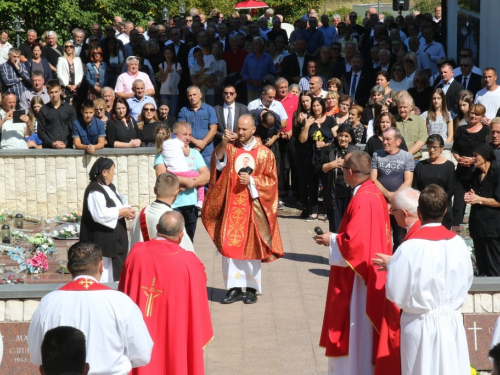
[332,41,356,79]
[213,85,248,146]
[280,38,311,85]
[455,57,483,97]
[435,63,465,115]
[340,55,373,107]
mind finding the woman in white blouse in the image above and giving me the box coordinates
[79,157,136,282]
[57,41,84,105]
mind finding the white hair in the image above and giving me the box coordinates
[392,188,420,216]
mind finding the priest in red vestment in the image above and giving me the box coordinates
[315,150,401,375]
[201,113,284,304]
[119,211,213,375]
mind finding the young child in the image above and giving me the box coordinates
[190,44,216,103]
[155,125,204,209]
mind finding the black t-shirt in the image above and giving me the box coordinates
[106,118,140,146]
[19,43,34,60]
[412,159,456,202]
[451,124,490,180]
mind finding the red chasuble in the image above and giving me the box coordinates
[404,220,421,241]
[201,138,284,262]
[118,240,213,375]
[320,180,401,374]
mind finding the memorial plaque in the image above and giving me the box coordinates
[464,314,498,371]
[0,322,38,375]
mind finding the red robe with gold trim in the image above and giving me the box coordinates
[118,240,213,375]
[320,179,401,374]
[202,138,284,261]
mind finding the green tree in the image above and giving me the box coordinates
[413,0,441,14]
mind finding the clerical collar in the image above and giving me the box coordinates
[420,222,441,228]
[241,137,257,151]
[154,199,171,208]
[352,184,362,195]
[73,275,98,282]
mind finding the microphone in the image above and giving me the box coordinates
[314,226,324,235]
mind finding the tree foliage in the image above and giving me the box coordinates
[412,0,441,14]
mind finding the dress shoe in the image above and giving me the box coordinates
[244,288,258,304]
[221,288,243,304]
[299,209,309,219]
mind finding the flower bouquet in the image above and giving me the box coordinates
[50,224,80,240]
[8,233,57,274]
[56,210,82,224]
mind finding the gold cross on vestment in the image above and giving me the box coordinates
[79,278,94,289]
[141,278,163,317]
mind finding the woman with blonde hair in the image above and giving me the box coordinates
[325,91,340,116]
[93,98,109,124]
[57,40,84,104]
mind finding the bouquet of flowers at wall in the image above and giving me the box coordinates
[50,224,80,239]
[56,210,82,223]
[11,230,30,240]
[8,234,57,274]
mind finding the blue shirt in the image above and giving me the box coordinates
[318,25,338,47]
[178,103,218,163]
[301,28,325,55]
[127,96,156,121]
[25,133,42,146]
[153,149,206,208]
[241,52,277,92]
[72,117,106,145]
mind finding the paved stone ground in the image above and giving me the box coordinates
[195,204,331,375]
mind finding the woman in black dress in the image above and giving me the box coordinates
[106,98,141,148]
[137,103,160,147]
[408,70,433,114]
[316,124,359,232]
[364,112,408,157]
[451,103,490,225]
[465,144,500,276]
[412,134,456,228]
[297,97,334,221]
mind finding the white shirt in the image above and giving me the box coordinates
[453,65,482,77]
[0,41,13,65]
[28,276,154,375]
[475,86,500,120]
[162,138,189,172]
[117,33,130,45]
[0,109,28,149]
[223,102,236,131]
[247,98,288,122]
[88,184,128,229]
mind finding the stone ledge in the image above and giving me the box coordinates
[0,147,157,157]
[0,282,118,299]
[469,278,500,293]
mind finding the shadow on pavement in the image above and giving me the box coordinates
[283,252,328,264]
[206,286,228,303]
[309,268,329,277]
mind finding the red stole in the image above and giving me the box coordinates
[320,180,401,374]
[407,224,456,241]
[139,207,151,241]
[59,277,111,291]
[119,240,213,375]
[404,220,421,241]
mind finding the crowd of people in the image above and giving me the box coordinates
[4,4,500,374]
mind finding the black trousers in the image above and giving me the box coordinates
[278,137,290,197]
[452,178,471,226]
[175,205,198,242]
[473,237,500,276]
[295,152,310,212]
[326,196,351,233]
[390,215,406,252]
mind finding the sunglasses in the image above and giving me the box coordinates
[332,48,341,51]
[460,54,471,58]
[394,68,403,72]
[405,60,414,63]
[95,108,105,111]
[65,45,74,48]
[143,108,155,112]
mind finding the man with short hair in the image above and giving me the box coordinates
[202,114,284,305]
[126,79,156,121]
[382,184,473,375]
[454,56,483,97]
[28,242,153,374]
[247,85,288,129]
[37,79,77,149]
[452,48,482,76]
[187,31,208,68]
[267,17,289,45]
[333,41,356,78]
[490,118,500,164]
[371,127,414,250]
[340,55,372,107]
[419,27,445,76]
[178,86,218,171]
[390,187,421,240]
[41,31,64,76]
[301,17,324,57]
[72,29,87,59]
[241,36,276,102]
[120,211,213,375]
[407,36,431,76]
[434,63,464,115]
[289,17,308,44]
[213,85,248,145]
[40,327,89,375]
[115,56,155,98]
[117,21,134,45]
[0,30,12,65]
[316,150,401,374]
[20,71,50,113]
[0,48,31,101]
[72,100,106,153]
[102,86,115,114]
[298,60,327,92]
[475,68,500,123]
[377,48,393,72]
[0,93,28,149]
[19,29,37,63]
[396,95,428,159]
[319,14,339,46]
[309,76,328,98]
[317,46,335,80]
[130,172,194,251]
[280,38,311,85]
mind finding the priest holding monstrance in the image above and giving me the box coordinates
[202,113,284,304]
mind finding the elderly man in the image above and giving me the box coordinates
[475,68,500,123]
[202,114,284,304]
[247,85,288,129]
[120,211,213,375]
[396,95,428,159]
[28,242,153,374]
[455,56,482,97]
[316,150,401,374]
[298,60,327,92]
[126,79,156,121]
[340,55,372,107]
[0,93,28,149]
[130,173,194,252]
[0,30,13,65]
[0,48,31,101]
[390,187,421,240]
[117,21,134,45]
[41,31,64,76]
[178,86,218,170]
[19,29,37,63]
[377,48,393,72]
[19,70,50,113]
[371,127,414,250]
[102,86,115,115]
[115,56,155,98]
[380,185,473,375]
[241,37,276,102]
[72,28,87,60]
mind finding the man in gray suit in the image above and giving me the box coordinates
[213,84,248,146]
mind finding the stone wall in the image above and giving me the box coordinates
[0,148,158,219]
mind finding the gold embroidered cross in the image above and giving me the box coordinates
[141,278,163,317]
[79,278,94,289]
